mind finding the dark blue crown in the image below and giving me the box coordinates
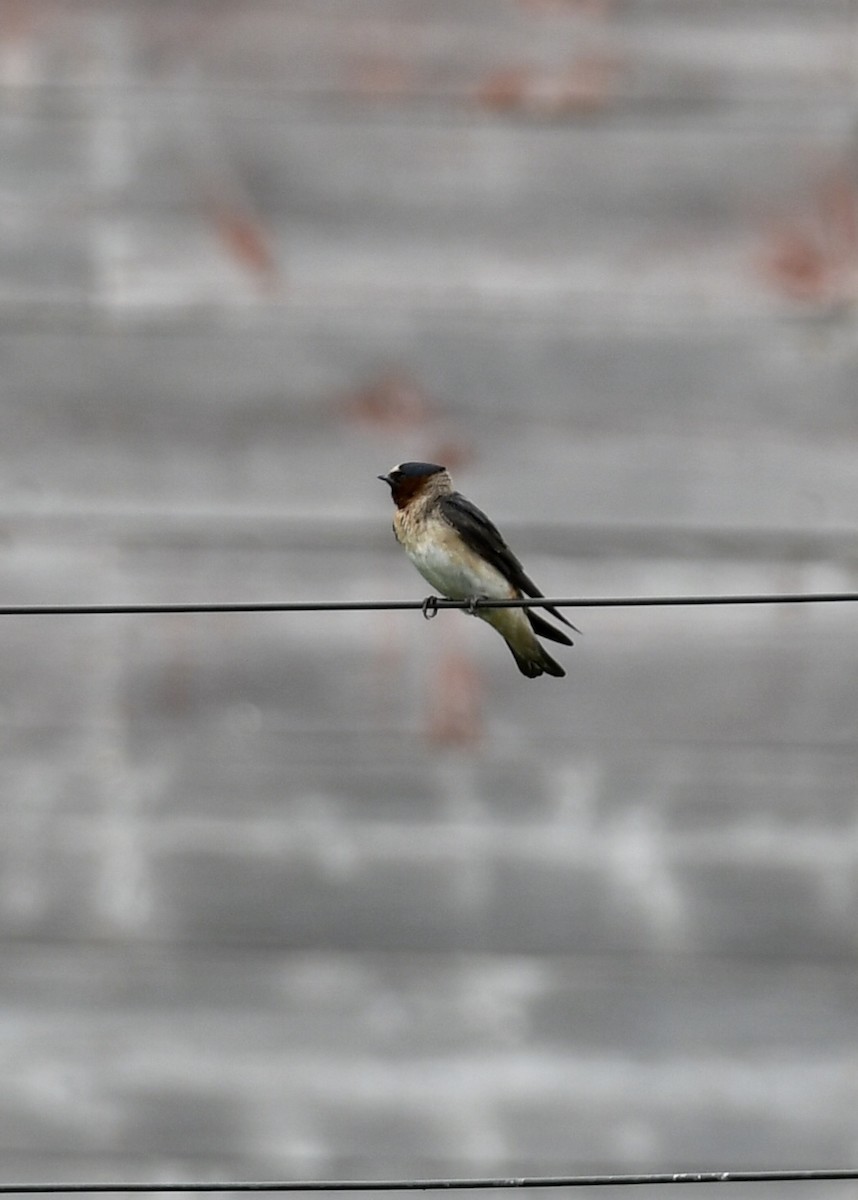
[395,462,445,477]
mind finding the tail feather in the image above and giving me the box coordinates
[518,572,580,635]
[507,640,566,679]
[542,604,580,635]
[527,609,575,647]
[478,603,571,679]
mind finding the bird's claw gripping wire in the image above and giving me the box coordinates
[422,595,485,619]
[422,595,484,619]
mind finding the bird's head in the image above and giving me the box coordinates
[378,461,450,508]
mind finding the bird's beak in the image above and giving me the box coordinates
[378,473,392,486]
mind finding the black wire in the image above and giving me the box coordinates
[0,592,856,616]
[1,1171,858,1193]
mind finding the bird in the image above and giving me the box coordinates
[378,461,577,678]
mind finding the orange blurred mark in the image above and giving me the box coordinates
[427,648,484,747]
[763,225,831,302]
[478,57,623,116]
[819,168,858,260]
[206,201,281,293]
[0,0,51,89]
[428,440,473,474]
[759,166,858,304]
[0,0,43,41]
[340,370,433,431]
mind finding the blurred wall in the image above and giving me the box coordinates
[1,0,858,1189]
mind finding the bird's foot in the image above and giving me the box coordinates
[422,594,485,619]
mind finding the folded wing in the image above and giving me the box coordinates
[438,491,578,644]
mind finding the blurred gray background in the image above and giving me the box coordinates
[2,1,858,1194]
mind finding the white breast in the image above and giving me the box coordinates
[406,531,513,602]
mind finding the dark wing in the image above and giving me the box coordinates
[439,491,578,641]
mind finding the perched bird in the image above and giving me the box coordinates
[378,461,576,678]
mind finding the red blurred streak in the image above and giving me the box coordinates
[205,201,281,292]
[477,57,622,115]
[819,169,858,258]
[428,440,473,474]
[427,648,484,747]
[339,371,432,430]
[0,0,53,47]
[760,166,858,304]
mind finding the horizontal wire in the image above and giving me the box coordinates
[2,1171,858,1193]
[0,592,856,616]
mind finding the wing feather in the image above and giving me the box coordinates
[438,492,578,637]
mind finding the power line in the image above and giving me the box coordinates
[0,592,856,617]
[2,1171,858,1194]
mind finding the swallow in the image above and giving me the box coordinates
[378,461,577,678]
